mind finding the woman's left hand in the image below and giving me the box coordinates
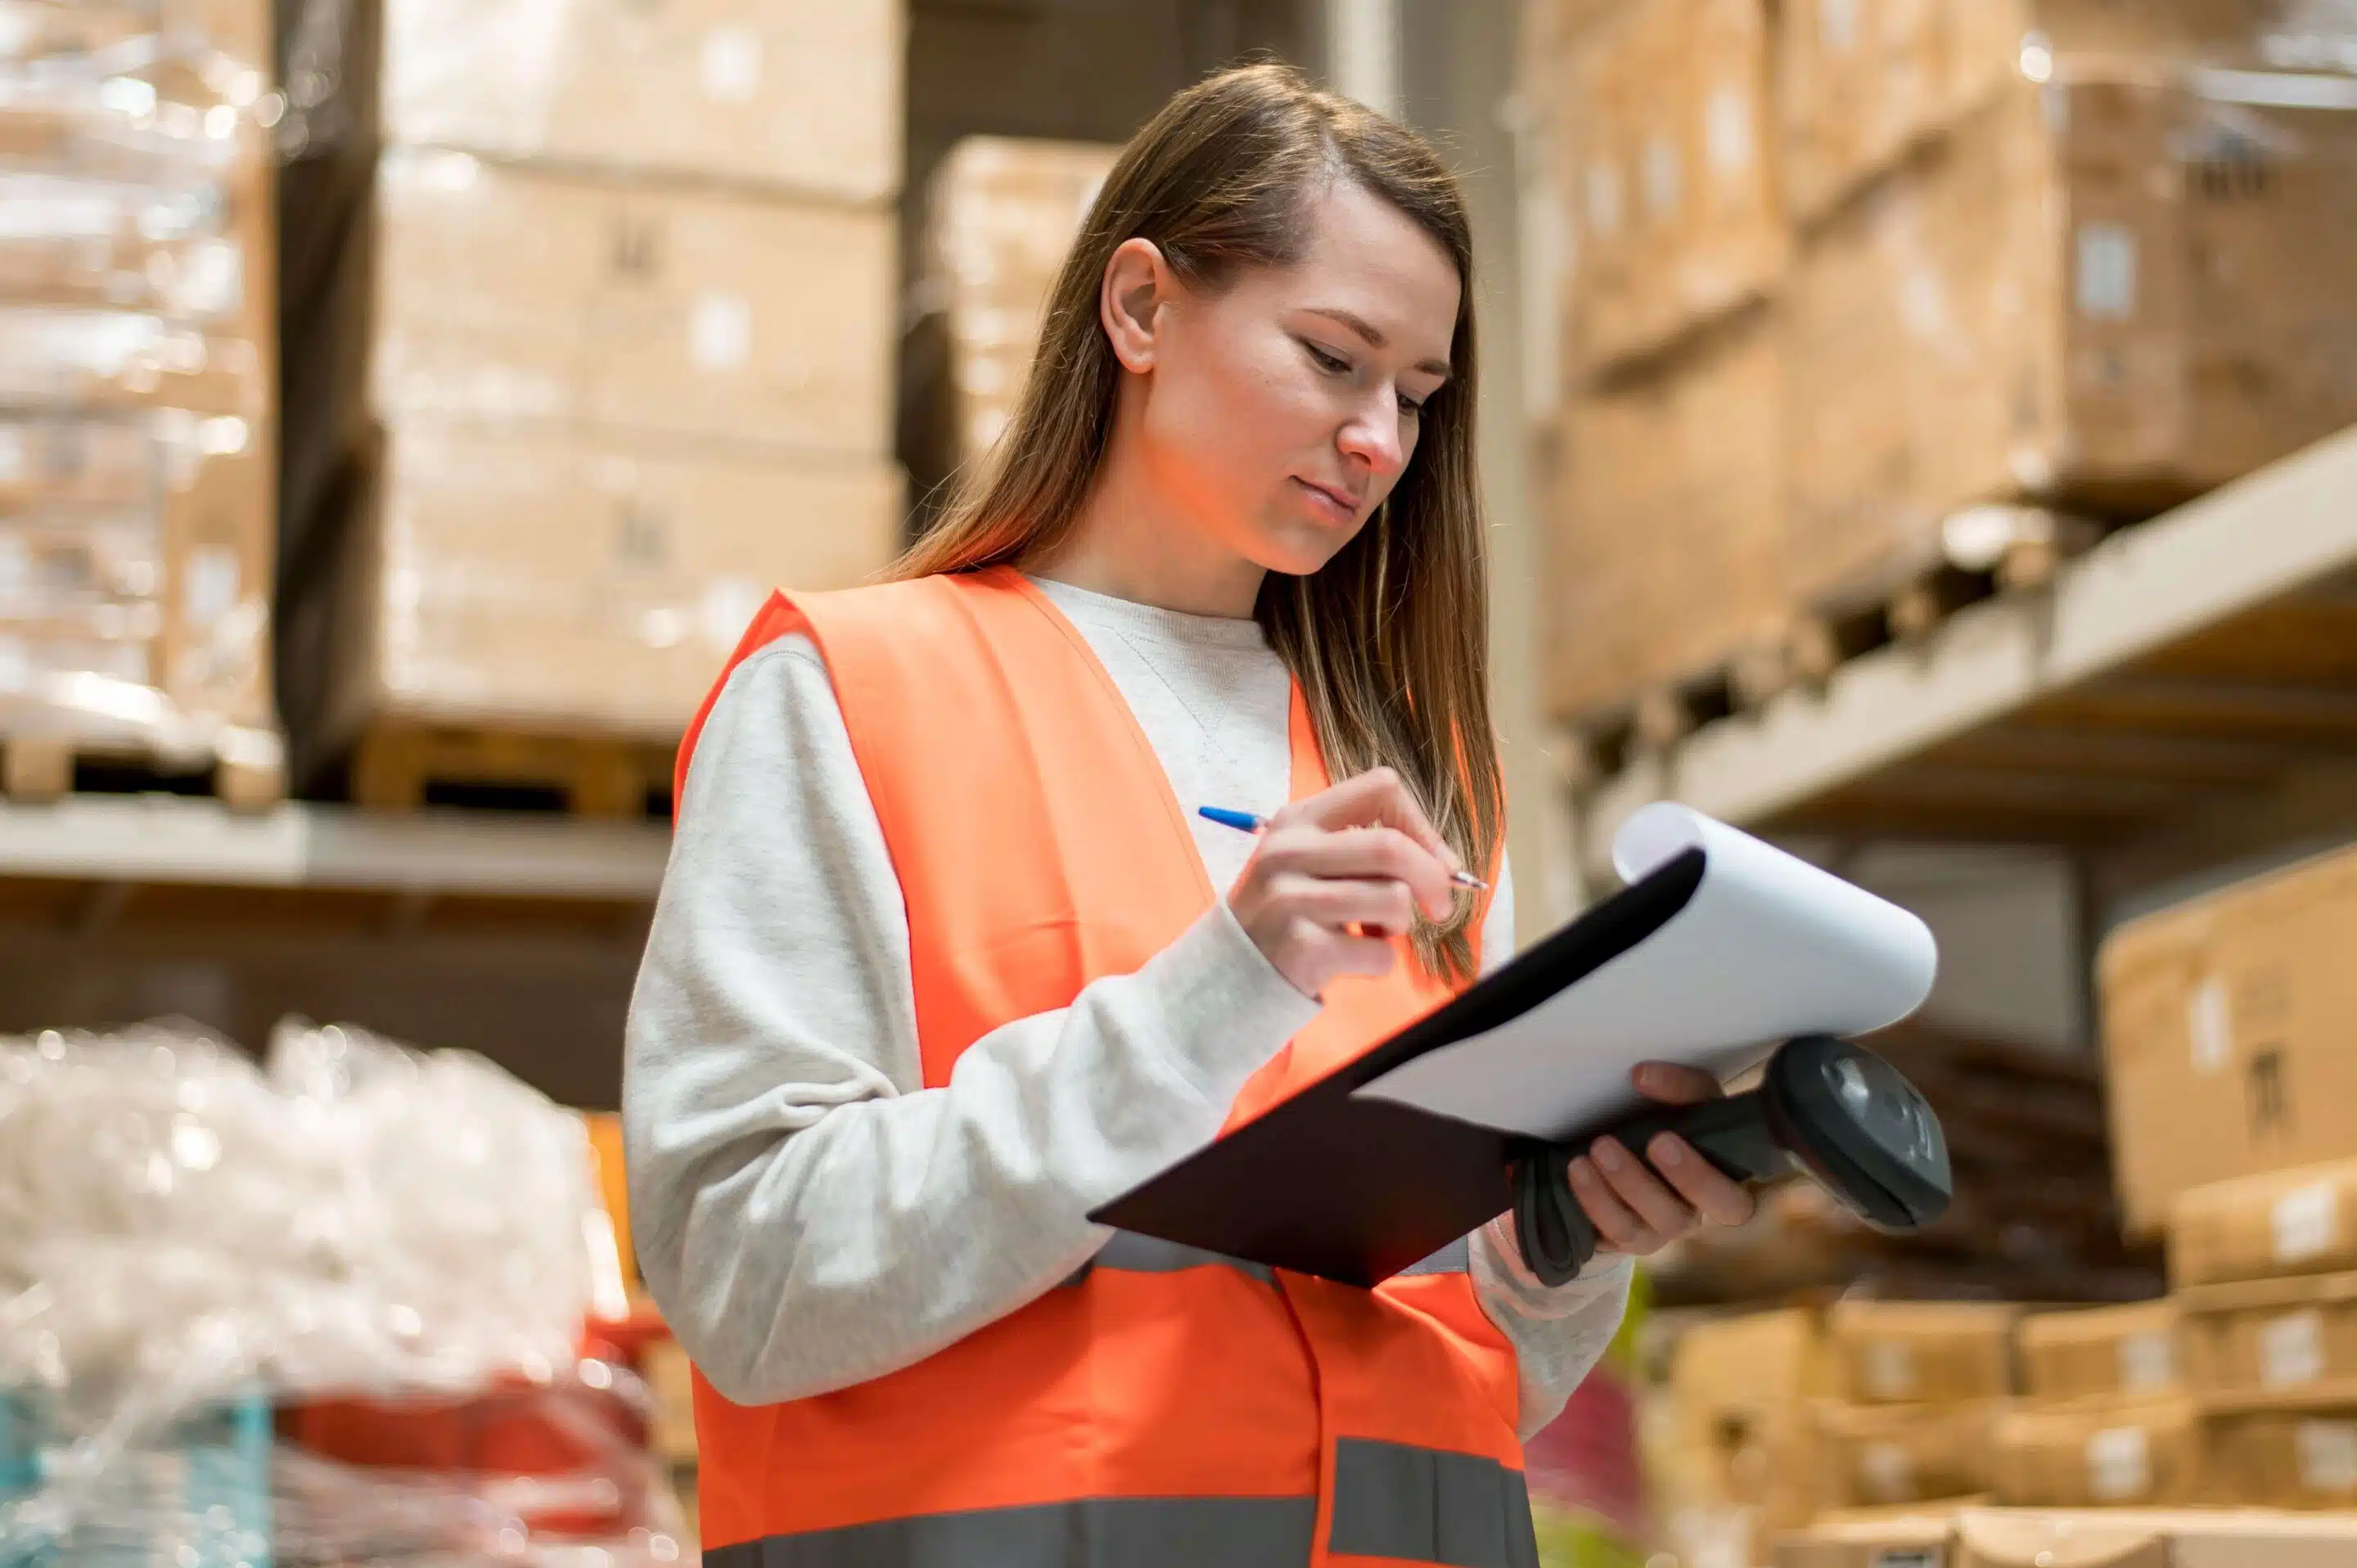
[1565,1062,1757,1257]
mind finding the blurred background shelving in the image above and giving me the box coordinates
[7,1,2357,1565]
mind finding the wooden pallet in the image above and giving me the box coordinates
[0,732,285,812]
[1563,508,2111,776]
[349,723,674,818]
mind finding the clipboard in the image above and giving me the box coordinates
[1088,805,1938,1286]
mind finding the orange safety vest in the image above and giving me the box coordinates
[676,566,1535,1568]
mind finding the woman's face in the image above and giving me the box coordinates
[1106,179,1462,578]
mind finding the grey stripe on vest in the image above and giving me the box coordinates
[1329,1437,1542,1568]
[1060,1230,1278,1287]
[703,1495,1316,1568]
[1399,1235,1472,1277]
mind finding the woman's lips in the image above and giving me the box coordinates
[1292,476,1360,525]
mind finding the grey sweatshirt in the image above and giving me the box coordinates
[621,575,1631,1443]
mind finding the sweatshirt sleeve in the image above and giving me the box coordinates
[1465,861,1639,1440]
[622,636,1321,1407]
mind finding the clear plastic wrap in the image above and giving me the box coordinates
[0,0,279,781]
[0,1020,602,1524]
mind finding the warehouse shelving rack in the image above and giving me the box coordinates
[1566,424,2357,917]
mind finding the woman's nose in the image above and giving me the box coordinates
[1336,394,1406,477]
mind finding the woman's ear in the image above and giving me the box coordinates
[1099,237,1169,373]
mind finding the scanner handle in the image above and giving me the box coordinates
[1508,1088,1785,1287]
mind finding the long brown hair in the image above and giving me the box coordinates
[896,62,1501,982]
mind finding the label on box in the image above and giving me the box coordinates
[2297,1421,2357,1494]
[1640,137,1683,220]
[1819,0,1860,52]
[2086,1424,2151,1501]
[1859,1442,1914,1502]
[2117,1330,2175,1391]
[701,28,763,104]
[690,294,754,372]
[2274,1181,2339,1265]
[2262,1309,2327,1386]
[1862,1341,1917,1399]
[1583,162,1625,240]
[2075,223,2138,320]
[1705,86,1754,175]
[183,546,240,627]
[2188,975,2231,1074]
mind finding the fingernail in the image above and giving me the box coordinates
[1593,1140,1626,1173]
[1568,1157,1596,1187]
[1653,1137,1685,1169]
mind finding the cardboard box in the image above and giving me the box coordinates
[1544,305,1786,721]
[1786,69,2357,616]
[1832,1302,2021,1405]
[2103,840,2357,1237]
[911,137,1118,466]
[2206,1409,2357,1508]
[1774,0,2256,223]
[1814,1399,2005,1508]
[371,151,895,458]
[1959,1507,2357,1568]
[1548,0,1785,377]
[382,0,903,204]
[2019,1303,2180,1403]
[1773,1507,1959,1568]
[1665,1309,1835,1534]
[2179,1269,2357,1396]
[0,408,274,749]
[291,422,902,750]
[1786,1507,2357,1568]
[1991,1399,2204,1507]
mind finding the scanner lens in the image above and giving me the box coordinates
[1827,1051,1945,1174]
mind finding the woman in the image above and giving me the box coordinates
[625,62,1753,1568]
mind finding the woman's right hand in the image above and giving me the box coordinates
[1226,767,1465,999]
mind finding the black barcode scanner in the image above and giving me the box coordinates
[1510,1034,1953,1286]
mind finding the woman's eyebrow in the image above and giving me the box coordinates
[1304,306,1451,379]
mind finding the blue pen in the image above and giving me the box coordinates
[1198,806,1489,890]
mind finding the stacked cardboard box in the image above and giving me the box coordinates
[0,0,282,797]
[1778,1506,2357,1567]
[1812,1301,2020,1511]
[1784,59,2357,612]
[1649,1308,1834,1567]
[1525,0,1787,721]
[1999,1303,2202,1509]
[2171,1158,2357,1507]
[280,0,908,778]
[2099,841,2357,1237]
[1528,0,2357,728]
[901,137,1120,519]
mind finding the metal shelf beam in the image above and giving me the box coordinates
[0,797,670,902]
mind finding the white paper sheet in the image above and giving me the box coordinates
[1352,804,1938,1139]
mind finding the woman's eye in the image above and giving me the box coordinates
[1398,393,1426,418]
[1302,340,1350,375]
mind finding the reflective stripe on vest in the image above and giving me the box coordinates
[699,1440,1538,1568]
[676,570,1529,1567]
